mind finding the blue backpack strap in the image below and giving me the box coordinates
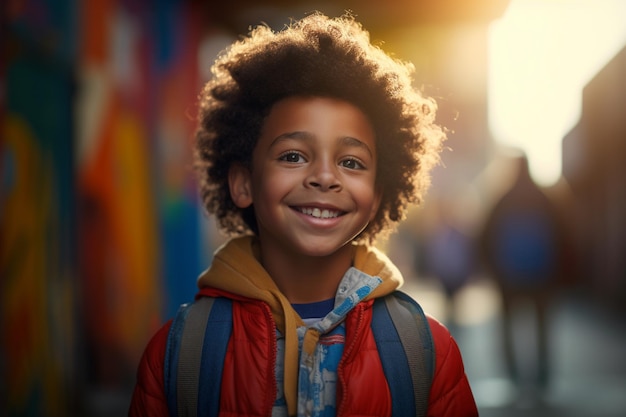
[371,291,434,417]
[164,297,233,417]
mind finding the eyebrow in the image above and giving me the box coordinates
[270,131,374,157]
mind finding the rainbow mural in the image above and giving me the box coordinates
[2,42,77,417]
[2,0,206,415]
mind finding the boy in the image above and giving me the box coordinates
[130,12,478,417]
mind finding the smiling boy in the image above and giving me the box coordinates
[130,12,478,417]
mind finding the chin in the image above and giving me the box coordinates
[295,239,354,258]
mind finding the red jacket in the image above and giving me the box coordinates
[129,289,478,417]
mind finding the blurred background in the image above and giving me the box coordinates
[2,0,625,416]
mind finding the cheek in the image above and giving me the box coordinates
[353,180,380,213]
[369,192,382,220]
[251,169,291,204]
[367,195,381,221]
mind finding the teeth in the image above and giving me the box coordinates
[300,207,340,219]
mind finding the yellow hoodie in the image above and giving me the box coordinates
[196,235,403,416]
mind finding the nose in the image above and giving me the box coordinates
[305,160,342,191]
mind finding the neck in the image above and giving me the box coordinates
[259,243,355,304]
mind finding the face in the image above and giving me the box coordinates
[229,96,381,258]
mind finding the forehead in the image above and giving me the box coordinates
[258,96,376,150]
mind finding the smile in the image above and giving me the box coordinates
[297,207,342,219]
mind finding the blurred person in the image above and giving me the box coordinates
[421,198,477,329]
[129,12,477,417]
[479,151,568,399]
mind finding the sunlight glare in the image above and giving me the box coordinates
[488,0,626,186]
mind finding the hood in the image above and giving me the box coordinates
[197,236,403,304]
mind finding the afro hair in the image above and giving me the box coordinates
[195,12,445,243]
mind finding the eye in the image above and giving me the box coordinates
[278,151,306,163]
[340,158,365,170]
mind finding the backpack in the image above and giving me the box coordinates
[164,291,434,417]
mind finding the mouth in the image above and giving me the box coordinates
[294,206,344,219]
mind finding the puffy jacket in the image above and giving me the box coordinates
[129,237,478,416]
[129,291,477,417]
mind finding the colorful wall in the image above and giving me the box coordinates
[2,1,208,415]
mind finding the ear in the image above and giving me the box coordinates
[369,188,383,221]
[228,163,253,208]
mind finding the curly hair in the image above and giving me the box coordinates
[195,12,445,243]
